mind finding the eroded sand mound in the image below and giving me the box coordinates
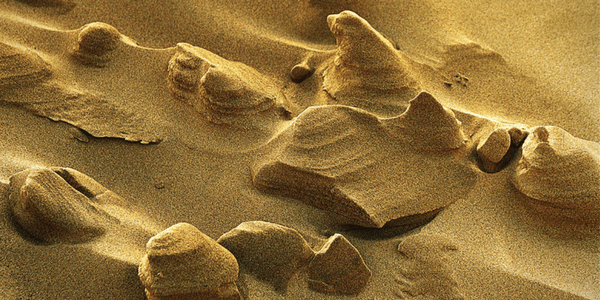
[253,92,477,228]
[513,126,600,229]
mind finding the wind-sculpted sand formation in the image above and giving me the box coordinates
[139,223,241,300]
[0,0,598,299]
[8,167,119,243]
[252,92,477,228]
[321,11,421,116]
[167,43,287,128]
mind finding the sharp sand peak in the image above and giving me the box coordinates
[322,10,421,115]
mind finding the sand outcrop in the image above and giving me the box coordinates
[385,92,466,151]
[139,223,241,300]
[0,1,597,299]
[396,234,465,300]
[513,126,600,223]
[8,167,119,243]
[167,43,283,127]
[217,221,315,292]
[322,10,420,115]
[72,22,123,67]
[0,42,52,88]
[253,94,476,228]
[307,234,371,295]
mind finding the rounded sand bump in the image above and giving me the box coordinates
[73,22,122,67]
[388,91,466,151]
[290,62,313,83]
[322,10,420,113]
[217,221,315,292]
[513,126,600,219]
[307,234,371,295]
[0,42,52,88]
[8,167,118,243]
[139,223,240,300]
[508,127,528,145]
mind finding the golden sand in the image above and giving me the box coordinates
[0,0,598,299]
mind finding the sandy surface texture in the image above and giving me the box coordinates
[0,0,598,299]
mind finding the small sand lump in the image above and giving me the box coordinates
[478,128,511,164]
[73,22,122,67]
[477,127,512,172]
[508,127,527,145]
[217,221,315,291]
[8,167,118,243]
[290,62,313,83]
[139,223,241,300]
[307,234,371,295]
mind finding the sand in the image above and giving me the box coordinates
[0,0,598,299]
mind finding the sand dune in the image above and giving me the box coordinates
[0,0,598,299]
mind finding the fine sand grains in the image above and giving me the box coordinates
[395,234,465,300]
[0,2,598,299]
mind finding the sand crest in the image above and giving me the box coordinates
[385,91,465,151]
[322,10,420,116]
